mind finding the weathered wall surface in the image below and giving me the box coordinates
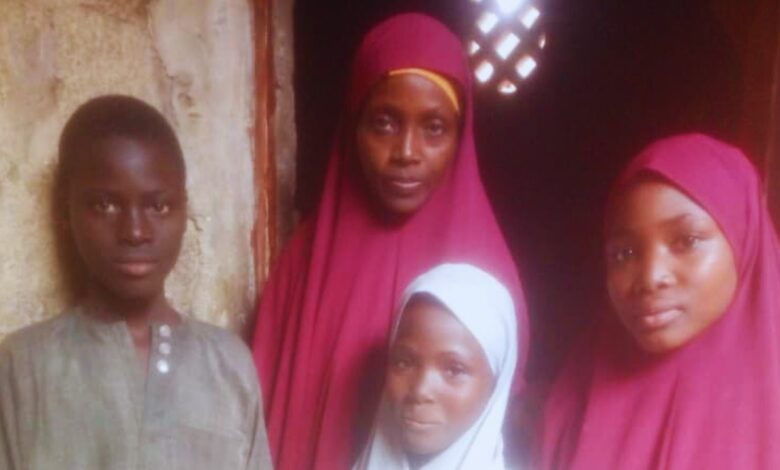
[0,0,257,339]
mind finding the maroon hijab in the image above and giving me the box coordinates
[537,134,780,469]
[252,14,527,470]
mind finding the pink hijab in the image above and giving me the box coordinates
[252,13,527,470]
[537,133,780,469]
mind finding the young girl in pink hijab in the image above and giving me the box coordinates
[253,13,527,470]
[537,134,780,469]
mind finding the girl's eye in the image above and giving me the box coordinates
[391,355,412,371]
[444,362,467,378]
[673,234,701,251]
[93,200,119,215]
[608,246,635,265]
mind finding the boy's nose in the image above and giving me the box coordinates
[119,207,152,246]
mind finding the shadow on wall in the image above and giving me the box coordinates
[50,161,88,305]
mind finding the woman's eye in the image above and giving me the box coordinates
[370,114,395,134]
[424,119,446,136]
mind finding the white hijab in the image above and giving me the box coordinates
[354,263,519,470]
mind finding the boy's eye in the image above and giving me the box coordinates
[150,200,171,214]
[93,200,119,215]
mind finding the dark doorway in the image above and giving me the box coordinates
[293,0,744,380]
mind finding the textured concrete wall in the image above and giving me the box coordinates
[0,0,257,339]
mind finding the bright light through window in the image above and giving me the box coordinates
[498,79,518,94]
[497,0,524,15]
[467,0,545,96]
[520,6,541,29]
[494,32,520,60]
[477,12,500,35]
[475,60,495,83]
[515,55,537,79]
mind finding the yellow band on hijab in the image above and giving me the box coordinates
[388,68,461,114]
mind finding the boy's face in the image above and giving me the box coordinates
[66,136,186,305]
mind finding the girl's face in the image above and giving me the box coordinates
[605,179,738,353]
[385,295,494,462]
[66,136,187,306]
[355,73,459,216]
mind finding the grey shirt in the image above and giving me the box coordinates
[0,310,273,470]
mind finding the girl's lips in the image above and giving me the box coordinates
[402,416,441,432]
[634,308,683,330]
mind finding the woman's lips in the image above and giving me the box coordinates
[113,260,157,277]
[383,177,423,196]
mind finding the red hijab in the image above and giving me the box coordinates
[537,134,780,469]
[252,13,527,470]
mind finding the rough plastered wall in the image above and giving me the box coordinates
[0,0,257,340]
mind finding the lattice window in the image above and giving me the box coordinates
[467,0,546,95]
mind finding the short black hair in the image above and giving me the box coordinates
[58,94,185,186]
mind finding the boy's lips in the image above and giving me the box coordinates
[113,260,157,277]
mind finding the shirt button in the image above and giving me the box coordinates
[159,342,172,355]
[156,359,170,374]
[159,324,172,338]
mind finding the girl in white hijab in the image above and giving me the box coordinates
[355,263,519,470]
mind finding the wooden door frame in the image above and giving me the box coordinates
[766,3,780,223]
[253,0,277,297]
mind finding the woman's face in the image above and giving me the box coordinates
[355,73,459,216]
[385,295,494,461]
[605,178,738,353]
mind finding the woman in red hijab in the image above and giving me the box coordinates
[537,133,780,469]
[252,13,528,470]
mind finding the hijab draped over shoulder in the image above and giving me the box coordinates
[252,13,528,470]
[537,134,780,469]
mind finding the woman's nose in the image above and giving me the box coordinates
[392,127,421,165]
